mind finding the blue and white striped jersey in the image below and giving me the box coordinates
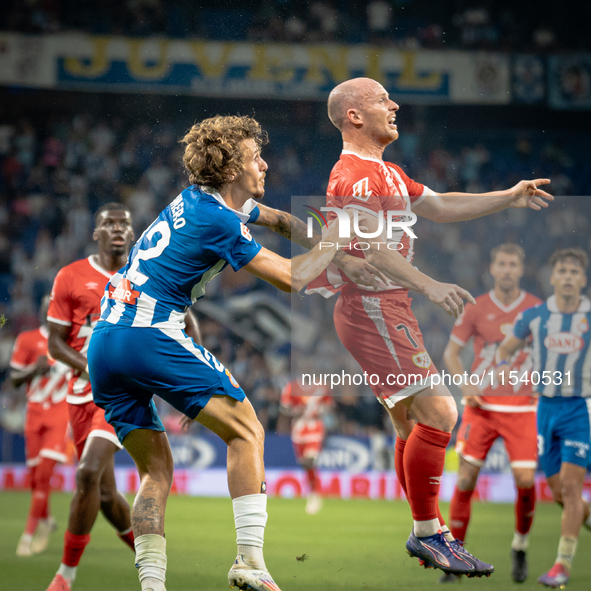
[96,186,262,330]
[513,295,591,397]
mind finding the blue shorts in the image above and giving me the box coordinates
[88,325,245,443]
[537,395,591,477]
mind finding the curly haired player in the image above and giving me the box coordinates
[87,115,351,591]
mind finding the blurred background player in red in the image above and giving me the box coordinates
[43,203,203,591]
[280,367,333,514]
[308,76,552,577]
[442,244,541,583]
[11,294,70,557]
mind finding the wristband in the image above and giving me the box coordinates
[497,359,508,367]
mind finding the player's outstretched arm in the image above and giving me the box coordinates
[413,179,553,223]
[443,339,483,408]
[354,210,475,317]
[244,219,342,292]
[48,321,88,374]
[254,203,387,290]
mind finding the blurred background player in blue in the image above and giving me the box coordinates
[498,248,591,588]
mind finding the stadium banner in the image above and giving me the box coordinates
[0,430,547,475]
[512,54,546,104]
[0,33,510,104]
[2,464,591,503]
[548,54,591,110]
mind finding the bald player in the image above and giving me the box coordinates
[307,77,553,577]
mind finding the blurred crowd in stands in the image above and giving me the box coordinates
[0,98,590,440]
[2,0,589,52]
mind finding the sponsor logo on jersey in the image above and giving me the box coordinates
[543,332,584,354]
[412,352,432,368]
[577,317,589,333]
[85,282,99,291]
[110,278,140,305]
[500,322,514,336]
[487,313,496,320]
[240,223,252,241]
[352,177,372,201]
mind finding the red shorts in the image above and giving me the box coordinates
[456,405,537,468]
[24,400,69,466]
[334,290,436,407]
[68,401,121,460]
[293,441,322,463]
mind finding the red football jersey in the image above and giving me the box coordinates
[306,151,434,298]
[47,256,115,404]
[450,290,542,411]
[10,326,69,406]
[280,381,333,444]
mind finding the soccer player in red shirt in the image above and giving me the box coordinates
[280,379,333,514]
[12,295,69,557]
[443,244,541,583]
[44,204,207,591]
[307,77,552,577]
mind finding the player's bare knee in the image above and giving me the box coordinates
[300,457,315,470]
[456,462,479,491]
[247,418,265,454]
[75,463,100,492]
[456,478,476,492]
[514,475,535,489]
[411,388,457,432]
[560,480,581,502]
[99,484,117,506]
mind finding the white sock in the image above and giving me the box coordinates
[233,494,268,570]
[440,523,454,542]
[556,536,577,571]
[57,564,77,582]
[413,518,440,538]
[135,534,167,591]
[512,532,529,551]
[20,533,33,543]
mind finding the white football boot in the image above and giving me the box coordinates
[228,555,282,591]
[32,516,58,554]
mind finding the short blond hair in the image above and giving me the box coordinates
[490,243,525,264]
[181,115,268,191]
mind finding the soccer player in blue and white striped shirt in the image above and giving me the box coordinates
[498,248,591,588]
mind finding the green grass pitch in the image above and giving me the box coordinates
[2,491,590,590]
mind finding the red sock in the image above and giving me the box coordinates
[403,424,450,522]
[437,506,447,530]
[306,468,320,494]
[449,487,474,542]
[62,531,91,567]
[25,458,56,534]
[516,486,536,535]
[394,437,407,498]
[118,528,135,551]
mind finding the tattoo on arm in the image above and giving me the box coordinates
[255,204,320,249]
